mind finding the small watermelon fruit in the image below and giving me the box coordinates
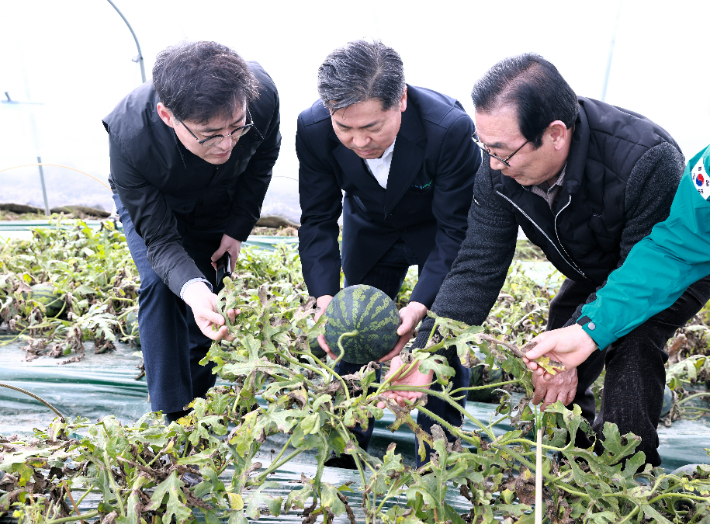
[468,350,504,403]
[126,309,141,347]
[30,284,63,317]
[324,285,401,365]
[660,384,673,418]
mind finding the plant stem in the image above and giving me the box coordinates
[415,405,479,447]
[0,382,65,418]
[252,447,304,483]
[617,505,640,524]
[103,448,126,517]
[407,387,496,439]
[373,359,420,397]
[677,391,710,405]
[45,510,100,524]
[450,378,521,395]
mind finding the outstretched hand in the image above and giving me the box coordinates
[183,282,238,341]
[376,356,434,409]
[378,301,428,363]
[523,324,598,380]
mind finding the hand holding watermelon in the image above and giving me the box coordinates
[378,300,428,362]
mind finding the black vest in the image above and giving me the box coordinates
[492,97,680,286]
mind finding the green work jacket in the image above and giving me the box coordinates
[579,144,710,349]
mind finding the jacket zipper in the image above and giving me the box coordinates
[495,191,587,280]
[553,195,587,278]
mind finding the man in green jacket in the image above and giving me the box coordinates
[525,144,710,373]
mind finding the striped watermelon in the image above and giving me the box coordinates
[324,285,400,365]
[126,308,141,347]
[30,284,63,317]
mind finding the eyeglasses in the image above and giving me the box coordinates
[180,108,254,148]
[473,134,529,167]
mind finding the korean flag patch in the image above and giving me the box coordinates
[692,157,710,200]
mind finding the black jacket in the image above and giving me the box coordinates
[103,62,281,296]
[297,86,480,307]
[415,96,685,349]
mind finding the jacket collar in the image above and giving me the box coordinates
[559,99,590,197]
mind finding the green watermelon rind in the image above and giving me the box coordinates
[29,284,63,317]
[324,285,400,365]
[126,309,141,347]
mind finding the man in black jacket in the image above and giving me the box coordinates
[385,53,710,467]
[297,40,480,466]
[104,41,280,422]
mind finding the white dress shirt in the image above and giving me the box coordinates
[364,138,397,189]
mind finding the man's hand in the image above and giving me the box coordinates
[182,281,237,341]
[315,295,333,322]
[523,324,598,380]
[531,367,578,411]
[378,301,428,363]
[376,356,434,408]
[314,295,338,359]
[211,234,242,272]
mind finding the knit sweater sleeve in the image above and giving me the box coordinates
[564,142,685,327]
[412,160,518,359]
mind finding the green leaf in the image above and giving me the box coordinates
[320,483,347,516]
[245,481,282,519]
[145,471,192,524]
[417,353,455,384]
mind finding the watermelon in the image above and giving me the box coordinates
[126,309,141,347]
[30,284,63,317]
[324,285,401,365]
[468,357,504,403]
[660,384,673,418]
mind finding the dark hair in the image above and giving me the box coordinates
[152,41,260,124]
[471,53,578,148]
[317,40,405,112]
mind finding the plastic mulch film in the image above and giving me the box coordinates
[2,341,709,473]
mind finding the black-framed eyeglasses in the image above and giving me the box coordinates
[472,134,529,167]
[180,108,254,148]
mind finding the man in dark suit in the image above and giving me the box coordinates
[104,41,280,423]
[296,40,480,466]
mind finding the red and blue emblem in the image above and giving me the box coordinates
[691,157,710,200]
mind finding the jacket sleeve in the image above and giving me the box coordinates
[561,142,686,330]
[296,115,343,298]
[223,87,281,242]
[409,113,481,307]
[580,147,710,349]
[110,135,206,297]
[413,159,518,356]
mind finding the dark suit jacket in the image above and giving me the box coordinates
[297,85,480,307]
[103,62,281,297]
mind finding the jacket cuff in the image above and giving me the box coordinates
[409,285,436,310]
[577,315,615,351]
[179,278,213,300]
[224,219,255,243]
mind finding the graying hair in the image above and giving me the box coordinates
[317,40,406,112]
